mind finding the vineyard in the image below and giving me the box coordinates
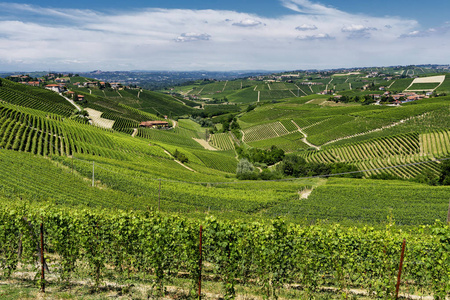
[0,72,450,298]
[268,177,450,225]
[248,131,309,152]
[0,80,74,116]
[242,122,292,143]
[0,202,449,299]
[301,130,450,178]
[209,132,235,150]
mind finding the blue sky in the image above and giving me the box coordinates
[0,0,449,71]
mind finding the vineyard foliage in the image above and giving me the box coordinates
[209,132,235,150]
[268,177,450,225]
[0,202,449,299]
[0,79,74,116]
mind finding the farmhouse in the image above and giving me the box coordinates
[55,78,70,83]
[139,121,170,128]
[21,81,40,87]
[110,82,121,89]
[45,84,61,93]
[84,82,98,88]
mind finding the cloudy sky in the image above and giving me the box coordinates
[0,0,449,71]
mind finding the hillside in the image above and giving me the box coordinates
[0,73,449,299]
[0,76,448,225]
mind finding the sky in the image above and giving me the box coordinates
[0,0,449,72]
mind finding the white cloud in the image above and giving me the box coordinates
[295,24,317,31]
[297,33,334,40]
[0,2,447,71]
[400,23,450,38]
[232,19,263,27]
[280,0,343,16]
[175,33,211,42]
[341,25,377,32]
[341,24,377,39]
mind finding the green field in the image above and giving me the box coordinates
[1,76,448,225]
[268,177,450,225]
[436,75,450,92]
[406,82,441,90]
[388,78,414,91]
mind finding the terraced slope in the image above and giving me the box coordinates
[0,79,74,116]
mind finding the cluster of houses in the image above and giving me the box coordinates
[331,90,431,105]
[299,81,324,86]
[71,81,122,89]
[9,75,42,86]
[385,91,431,104]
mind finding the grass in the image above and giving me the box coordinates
[406,82,441,91]
[388,78,414,91]
[226,87,258,103]
[0,274,373,300]
[435,75,450,92]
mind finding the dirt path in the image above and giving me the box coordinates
[222,80,228,92]
[299,188,313,199]
[163,150,197,172]
[84,108,115,129]
[131,128,138,137]
[291,120,320,150]
[170,95,187,106]
[387,80,396,89]
[193,138,217,151]
[295,84,308,96]
[59,93,81,111]
[257,91,260,102]
[267,83,271,90]
[116,90,123,98]
[171,119,178,128]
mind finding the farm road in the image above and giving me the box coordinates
[291,120,320,150]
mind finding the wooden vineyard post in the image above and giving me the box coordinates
[40,221,45,293]
[395,239,406,299]
[198,225,203,300]
[447,199,450,224]
[92,161,95,187]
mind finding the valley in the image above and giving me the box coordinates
[0,66,449,299]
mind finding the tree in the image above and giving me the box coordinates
[173,149,189,163]
[414,169,439,186]
[276,155,306,177]
[439,160,450,185]
[236,159,257,180]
